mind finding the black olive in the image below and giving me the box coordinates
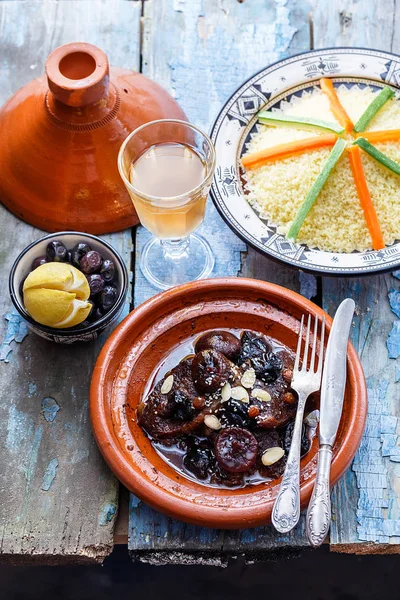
[99,285,118,312]
[100,259,116,283]
[86,273,105,295]
[46,240,68,262]
[71,242,92,268]
[31,256,47,270]
[80,250,102,274]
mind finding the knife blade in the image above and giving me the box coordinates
[319,297,355,447]
[306,297,355,547]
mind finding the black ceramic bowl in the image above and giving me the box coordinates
[9,231,129,343]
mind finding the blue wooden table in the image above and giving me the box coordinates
[1,0,400,564]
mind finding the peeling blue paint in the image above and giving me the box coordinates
[392,270,400,281]
[23,425,43,485]
[299,271,317,300]
[6,405,34,454]
[41,397,60,422]
[387,321,400,358]
[0,312,28,362]
[99,502,116,526]
[388,290,400,319]
[28,383,37,397]
[41,458,59,491]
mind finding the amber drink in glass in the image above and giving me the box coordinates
[118,119,216,289]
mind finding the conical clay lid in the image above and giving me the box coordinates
[0,42,186,234]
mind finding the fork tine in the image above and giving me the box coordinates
[293,314,304,373]
[310,314,318,373]
[316,317,326,374]
[301,314,312,371]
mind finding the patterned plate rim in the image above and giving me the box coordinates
[210,46,400,276]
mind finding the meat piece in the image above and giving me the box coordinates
[191,349,232,394]
[195,331,241,361]
[215,427,258,473]
[137,358,205,440]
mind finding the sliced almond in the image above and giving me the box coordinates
[241,368,256,389]
[261,447,285,466]
[251,388,271,402]
[221,382,232,402]
[161,374,174,395]
[204,414,222,430]
[230,386,249,403]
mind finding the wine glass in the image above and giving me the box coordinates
[118,119,216,290]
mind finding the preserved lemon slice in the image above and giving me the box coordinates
[24,288,77,327]
[23,262,92,328]
[54,299,92,329]
[23,262,90,300]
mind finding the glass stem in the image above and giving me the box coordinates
[160,237,190,259]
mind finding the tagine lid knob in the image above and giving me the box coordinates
[45,42,109,107]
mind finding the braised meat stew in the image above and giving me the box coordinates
[137,330,319,489]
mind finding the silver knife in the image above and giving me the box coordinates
[306,298,355,547]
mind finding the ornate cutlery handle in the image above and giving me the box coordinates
[306,444,332,547]
[272,393,307,533]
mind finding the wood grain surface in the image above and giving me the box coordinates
[0,0,139,564]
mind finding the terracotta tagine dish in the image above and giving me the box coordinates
[0,42,186,234]
[90,278,367,529]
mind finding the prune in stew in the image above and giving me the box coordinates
[46,240,68,262]
[238,331,282,383]
[191,349,231,394]
[218,399,251,428]
[284,421,311,457]
[31,256,47,270]
[167,391,195,422]
[215,427,258,473]
[256,352,283,383]
[195,331,241,361]
[184,440,215,480]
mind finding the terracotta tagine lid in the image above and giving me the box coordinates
[0,42,187,234]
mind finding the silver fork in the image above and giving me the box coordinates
[272,314,325,533]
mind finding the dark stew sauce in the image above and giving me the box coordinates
[137,330,319,489]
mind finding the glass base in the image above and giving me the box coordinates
[140,234,215,290]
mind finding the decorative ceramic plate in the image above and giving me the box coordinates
[210,47,400,276]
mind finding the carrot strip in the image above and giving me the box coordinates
[320,78,354,133]
[347,145,385,251]
[241,134,338,170]
[354,129,400,143]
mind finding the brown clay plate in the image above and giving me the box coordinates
[90,278,367,529]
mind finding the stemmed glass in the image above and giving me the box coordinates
[118,119,216,290]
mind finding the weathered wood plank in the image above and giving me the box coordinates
[0,0,139,564]
[130,0,312,562]
[311,0,400,552]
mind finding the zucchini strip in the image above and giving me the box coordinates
[258,111,345,134]
[287,138,347,241]
[354,137,400,176]
[353,87,395,133]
